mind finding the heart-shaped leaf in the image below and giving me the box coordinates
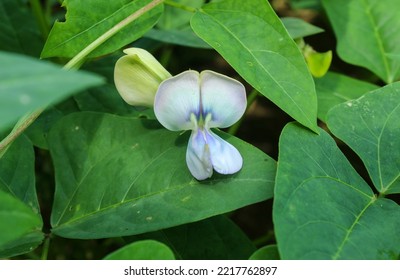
[274,123,400,259]
[49,112,275,238]
[327,82,400,194]
[191,0,318,132]
[322,0,400,83]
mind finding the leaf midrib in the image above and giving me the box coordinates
[53,177,270,229]
[332,195,376,259]
[48,3,134,52]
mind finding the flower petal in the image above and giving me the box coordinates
[186,128,243,180]
[200,70,247,128]
[207,129,243,175]
[186,130,213,180]
[154,70,201,131]
[114,48,171,107]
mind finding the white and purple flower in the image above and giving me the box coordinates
[154,70,246,180]
[115,48,246,180]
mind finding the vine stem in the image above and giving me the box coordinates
[64,0,164,70]
[228,89,259,135]
[0,0,164,154]
[41,235,51,260]
[0,109,43,156]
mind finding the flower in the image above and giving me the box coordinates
[154,70,247,180]
[114,48,171,107]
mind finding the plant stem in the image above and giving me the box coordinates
[0,109,43,157]
[29,0,50,39]
[64,0,165,70]
[228,88,259,135]
[164,0,197,13]
[41,235,51,260]
[0,0,164,154]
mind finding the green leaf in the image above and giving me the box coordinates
[305,50,332,78]
[274,123,400,259]
[74,85,145,115]
[191,0,318,132]
[128,215,256,260]
[48,112,275,238]
[322,0,400,83]
[25,107,65,150]
[315,72,379,122]
[0,135,38,210]
[103,240,175,260]
[281,17,324,40]
[0,0,43,56]
[327,82,400,194]
[0,191,43,258]
[144,28,211,49]
[249,245,280,260]
[41,0,163,58]
[0,51,104,132]
[0,134,43,257]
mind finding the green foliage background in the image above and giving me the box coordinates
[0,0,399,260]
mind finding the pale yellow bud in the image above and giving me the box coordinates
[114,48,172,107]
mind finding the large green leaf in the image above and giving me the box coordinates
[0,0,43,57]
[274,123,400,259]
[41,0,163,58]
[315,71,379,122]
[0,51,104,132]
[322,0,400,83]
[49,112,275,238]
[103,240,175,260]
[0,135,43,258]
[128,215,256,259]
[327,82,400,194]
[191,0,318,132]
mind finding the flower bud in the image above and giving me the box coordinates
[114,48,171,107]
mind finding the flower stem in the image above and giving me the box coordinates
[228,88,259,135]
[41,235,51,260]
[0,109,43,158]
[164,0,197,13]
[64,0,165,70]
